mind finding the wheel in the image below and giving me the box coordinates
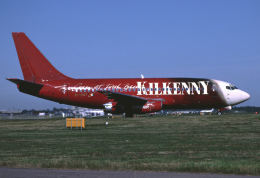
[217,111,222,115]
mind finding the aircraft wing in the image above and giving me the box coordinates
[98,91,148,105]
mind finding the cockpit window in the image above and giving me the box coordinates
[226,84,238,90]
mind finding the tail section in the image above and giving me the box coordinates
[12,32,71,83]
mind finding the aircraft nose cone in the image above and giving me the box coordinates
[241,91,250,102]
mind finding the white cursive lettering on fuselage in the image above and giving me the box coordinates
[54,81,210,96]
[137,81,210,95]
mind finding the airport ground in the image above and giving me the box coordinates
[1,167,259,178]
[0,113,259,176]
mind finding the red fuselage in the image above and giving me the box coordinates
[38,78,224,109]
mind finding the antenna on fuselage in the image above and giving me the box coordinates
[141,74,144,79]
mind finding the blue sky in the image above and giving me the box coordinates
[0,0,259,110]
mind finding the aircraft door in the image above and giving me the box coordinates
[62,84,68,99]
[225,85,232,105]
[211,83,218,98]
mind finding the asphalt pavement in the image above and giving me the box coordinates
[0,167,259,178]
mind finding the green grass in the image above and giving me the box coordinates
[0,114,259,175]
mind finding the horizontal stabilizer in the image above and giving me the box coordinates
[7,78,44,96]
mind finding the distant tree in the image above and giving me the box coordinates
[232,106,260,113]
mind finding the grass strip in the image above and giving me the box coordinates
[0,114,259,175]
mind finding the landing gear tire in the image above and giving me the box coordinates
[217,111,222,116]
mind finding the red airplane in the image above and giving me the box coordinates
[7,32,250,116]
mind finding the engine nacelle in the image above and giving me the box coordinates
[103,102,117,113]
[103,100,162,114]
[141,100,162,113]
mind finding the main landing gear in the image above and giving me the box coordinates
[125,113,134,118]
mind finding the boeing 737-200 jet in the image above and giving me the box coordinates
[7,33,250,117]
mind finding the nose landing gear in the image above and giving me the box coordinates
[217,111,222,115]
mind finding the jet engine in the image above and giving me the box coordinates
[103,102,117,113]
[103,100,162,115]
[140,100,162,113]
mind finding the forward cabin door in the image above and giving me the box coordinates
[211,83,218,98]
